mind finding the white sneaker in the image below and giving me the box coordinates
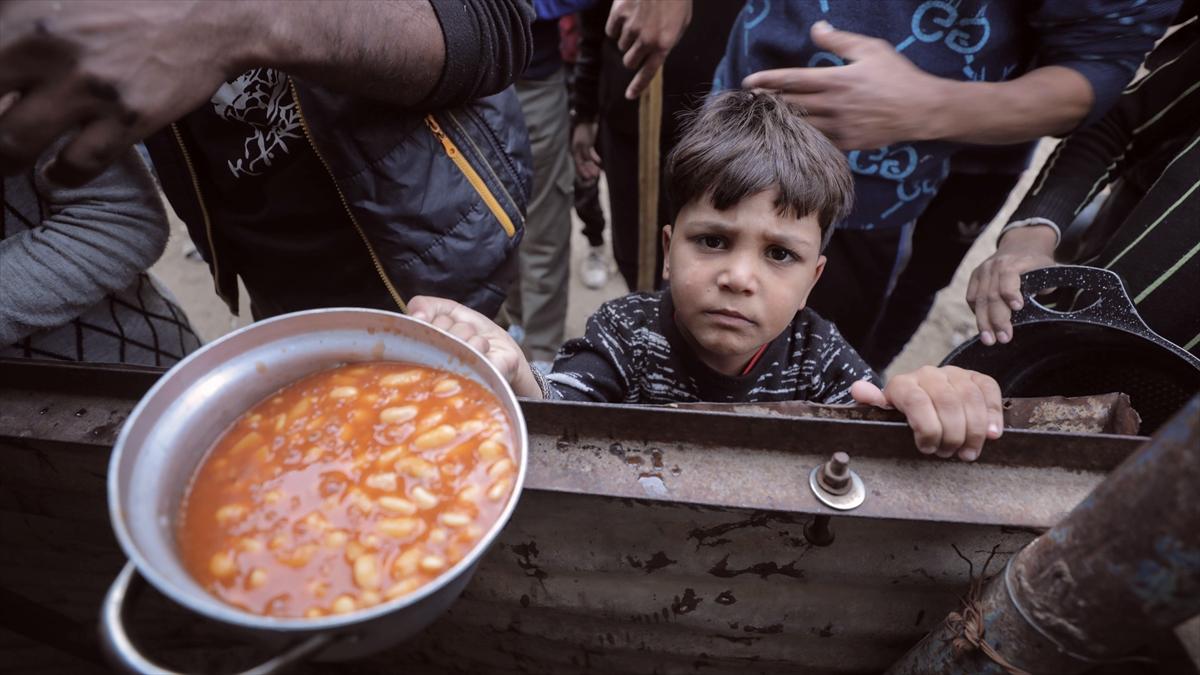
[581,245,610,289]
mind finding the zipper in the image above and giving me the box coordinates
[453,108,524,222]
[287,79,408,313]
[168,123,233,307]
[425,114,517,238]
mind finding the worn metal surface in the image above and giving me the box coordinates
[887,395,1200,674]
[0,359,1166,673]
[671,393,1142,435]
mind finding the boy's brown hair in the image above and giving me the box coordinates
[666,90,854,250]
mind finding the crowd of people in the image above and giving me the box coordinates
[1,0,1197,460]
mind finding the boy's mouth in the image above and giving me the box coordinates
[704,308,755,326]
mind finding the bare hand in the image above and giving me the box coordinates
[851,366,1003,461]
[408,296,543,399]
[605,0,691,100]
[741,21,945,150]
[571,121,602,184]
[0,1,252,184]
[965,225,1057,346]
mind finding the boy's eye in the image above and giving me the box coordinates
[766,246,797,263]
[698,235,726,249]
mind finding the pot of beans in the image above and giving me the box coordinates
[101,308,527,672]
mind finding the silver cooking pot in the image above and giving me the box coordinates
[101,308,528,673]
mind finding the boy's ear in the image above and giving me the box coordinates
[661,224,673,281]
[797,254,827,308]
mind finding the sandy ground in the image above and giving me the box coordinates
[151,143,1054,376]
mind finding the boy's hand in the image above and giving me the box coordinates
[408,296,544,399]
[606,0,692,99]
[850,366,1003,462]
[966,225,1057,346]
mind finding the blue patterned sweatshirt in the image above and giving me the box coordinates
[712,0,1179,232]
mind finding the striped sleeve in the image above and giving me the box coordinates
[1007,22,1200,238]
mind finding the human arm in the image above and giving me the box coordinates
[965,32,1200,344]
[850,366,1004,462]
[742,0,1178,150]
[0,145,168,344]
[0,0,532,184]
[571,2,605,183]
[408,296,544,400]
[605,0,692,99]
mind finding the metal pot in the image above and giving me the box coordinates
[102,308,528,672]
[942,265,1200,434]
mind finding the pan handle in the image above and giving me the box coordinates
[1015,265,1152,334]
[100,562,332,674]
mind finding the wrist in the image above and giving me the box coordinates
[913,76,961,141]
[997,222,1058,255]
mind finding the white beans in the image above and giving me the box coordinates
[440,512,471,528]
[353,554,381,590]
[414,424,457,449]
[378,517,420,538]
[378,496,417,515]
[411,486,438,510]
[209,552,236,579]
[365,472,398,492]
[331,595,357,614]
[330,386,359,399]
[420,555,446,572]
[379,406,418,424]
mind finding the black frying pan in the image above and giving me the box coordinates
[941,265,1200,434]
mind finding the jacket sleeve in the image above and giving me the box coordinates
[1026,0,1180,127]
[1007,29,1200,235]
[424,0,535,108]
[544,300,633,402]
[0,146,169,344]
[570,0,608,122]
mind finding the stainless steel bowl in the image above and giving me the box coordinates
[102,308,528,672]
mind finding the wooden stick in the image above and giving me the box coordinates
[636,68,664,292]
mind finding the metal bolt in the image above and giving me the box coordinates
[818,452,852,495]
[804,515,835,547]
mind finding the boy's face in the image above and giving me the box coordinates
[663,189,826,376]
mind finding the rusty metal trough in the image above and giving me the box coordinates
[0,359,1194,673]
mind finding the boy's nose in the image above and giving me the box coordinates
[718,256,757,294]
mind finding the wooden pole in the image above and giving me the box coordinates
[636,68,664,292]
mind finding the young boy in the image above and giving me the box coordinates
[411,90,1003,461]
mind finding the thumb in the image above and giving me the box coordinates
[810,20,882,62]
[850,380,890,408]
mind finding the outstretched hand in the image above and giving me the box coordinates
[851,366,1003,461]
[0,1,248,185]
[966,225,1058,346]
[408,296,544,399]
[742,21,945,150]
[606,0,692,100]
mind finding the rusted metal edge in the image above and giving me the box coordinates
[670,393,1142,435]
[0,360,1149,529]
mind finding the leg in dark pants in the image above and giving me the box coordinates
[806,227,906,354]
[575,177,606,247]
[861,172,1021,369]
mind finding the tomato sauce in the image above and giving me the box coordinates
[177,362,516,618]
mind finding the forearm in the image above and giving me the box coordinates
[1,149,168,342]
[929,66,1094,145]
[252,1,444,106]
[232,0,531,107]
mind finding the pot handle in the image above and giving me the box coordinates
[101,562,332,674]
[1015,265,1150,334]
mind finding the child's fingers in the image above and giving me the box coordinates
[972,372,1004,439]
[888,380,941,454]
[849,380,889,408]
[917,369,966,457]
[466,335,490,356]
[949,373,988,462]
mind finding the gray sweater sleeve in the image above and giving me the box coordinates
[0,145,169,344]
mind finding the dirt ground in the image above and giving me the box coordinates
[151,142,1055,378]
